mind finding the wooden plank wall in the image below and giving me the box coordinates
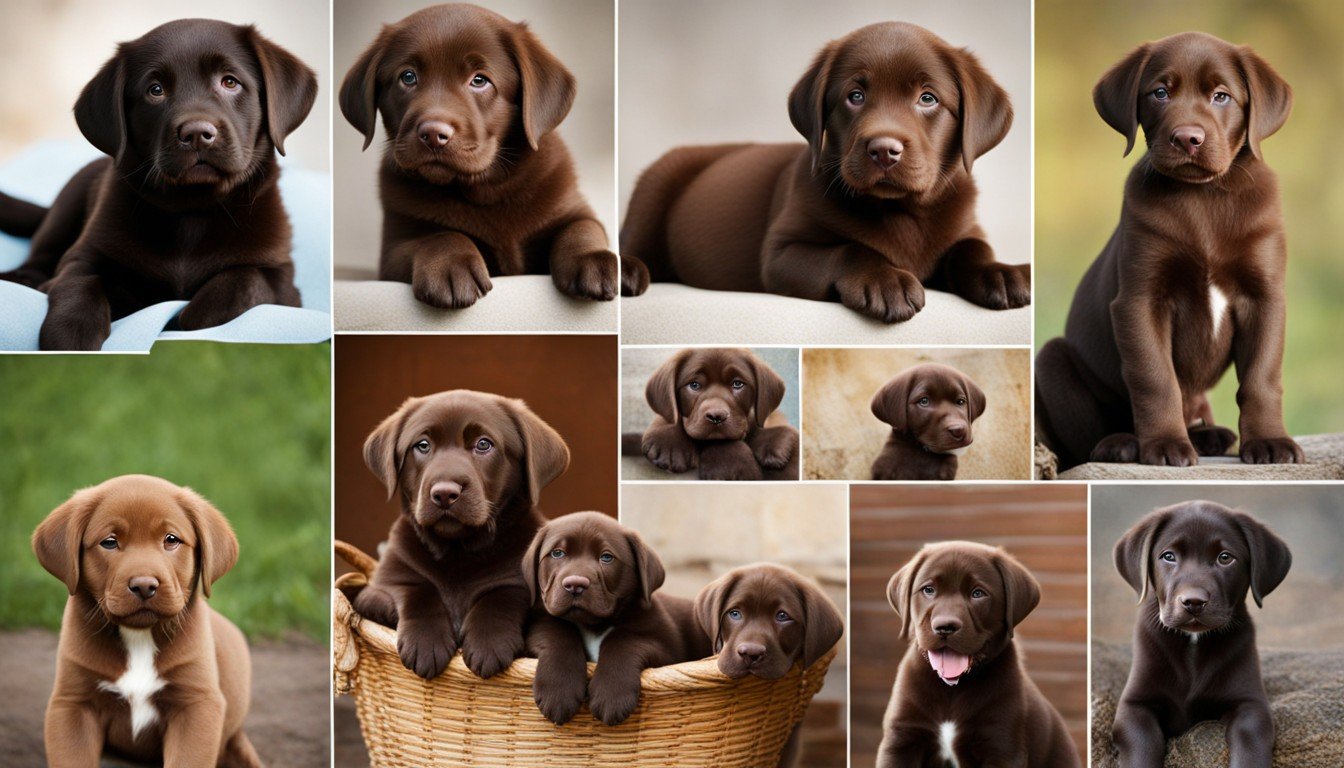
[849,484,1088,766]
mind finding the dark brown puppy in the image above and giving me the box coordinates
[523,512,709,726]
[640,347,799,481]
[695,564,844,768]
[34,475,261,767]
[870,363,986,481]
[1112,502,1290,767]
[340,3,616,308]
[621,22,1028,322]
[1036,32,1301,470]
[354,390,570,681]
[878,542,1079,768]
[0,20,316,351]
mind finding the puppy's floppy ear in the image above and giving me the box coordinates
[887,547,927,640]
[960,371,987,422]
[33,487,103,595]
[797,575,844,668]
[948,47,1013,173]
[748,351,787,427]
[1238,47,1292,161]
[993,548,1040,639]
[363,398,416,501]
[75,50,129,164]
[646,349,691,424]
[340,27,389,151]
[628,527,666,610]
[177,488,239,599]
[1231,510,1292,607]
[245,25,318,157]
[788,40,837,174]
[1093,43,1151,157]
[1113,505,1172,603]
[507,399,571,506]
[521,524,550,607]
[509,22,576,150]
[871,369,914,432]
[693,570,738,654]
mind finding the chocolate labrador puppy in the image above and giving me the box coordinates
[523,512,709,726]
[1036,32,1301,470]
[870,363,986,481]
[1112,501,1290,767]
[340,3,616,308]
[695,564,844,768]
[354,390,570,680]
[640,348,799,481]
[621,22,1029,322]
[879,541,1079,767]
[0,19,316,351]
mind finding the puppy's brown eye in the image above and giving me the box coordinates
[1217,551,1235,565]
[599,552,615,564]
[917,397,931,407]
[775,610,792,623]
[400,70,418,86]
[413,439,431,454]
[99,536,118,550]
[918,92,938,106]
[474,437,494,453]
[731,379,745,390]
[1161,551,1176,562]
[550,549,565,559]
[164,534,182,550]
[1212,92,1230,105]
[921,585,935,597]
[687,381,701,391]
[847,90,864,106]
[221,76,240,90]
[956,398,966,406]
[970,588,987,599]
[469,74,491,90]
[147,83,164,98]
[727,609,743,621]
[1153,87,1170,101]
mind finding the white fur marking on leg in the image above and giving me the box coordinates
[97,627,165,739]
[1209,284,1229,338]
[939,721,960,766]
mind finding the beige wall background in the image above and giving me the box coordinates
[619,0,1031,265]
[332,0,615,274]
[0,0,330,171]
[803,348,1031,480]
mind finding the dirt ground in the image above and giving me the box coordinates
[0,629,330,767]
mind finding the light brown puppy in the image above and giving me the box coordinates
[33,475,260,767]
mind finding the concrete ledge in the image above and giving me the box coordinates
[1044,433,1344,481]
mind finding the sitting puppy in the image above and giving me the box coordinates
[33,475,262,767]
[640,348,799,481]
[1112,502,1290,767]
[340,3,617,308]
[524,512,709,726]
[695,564,844,768]
[354,390,570,680]
[878,541,1079,767]
[870,363,985,481]
[1036,33,1301,469]
[0,20,317,351]
[621,22,1029,322]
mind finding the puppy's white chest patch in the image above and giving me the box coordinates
[580,626,613,662]
[98,627,166,739]
[938,721,960,766]
[1208,284,1230,337]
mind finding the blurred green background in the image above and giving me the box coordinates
[1036,0,1344,435]
[0,343,330,640]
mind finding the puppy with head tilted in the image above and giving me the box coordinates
[33,475,262,767]
[1035,33,1301,470]
[340,3,617,308]
[0,20,317,351]
[695,564,844,768]
[524,512,709,726]
[1111,502,1290,767]
[354,390,570,681]
[878,541,1079,768]
[870,363,986,481]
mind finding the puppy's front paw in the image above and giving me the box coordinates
[396,620,456,680]
[352,588,399,628]
[461,630,523,679]
[177,296,256,330]
[588,683,640,726]
[642,426,698,474]
[836,266,925,324]
[1189,425,1237,457]
[751,429,798,470]
[533,664,587,725]
[1240,437,1304,464]
[960,262,1031,310]
[413,252,493,309]
[1138,436,1199,467]
[621,256,650,297]
[553,250,617,301]
[1090,433,1139,463]
[39,316,110,352]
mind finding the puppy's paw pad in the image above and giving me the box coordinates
[1138,437,1200,467]
[621,257,650,297]
[837,268,925,324]
[555,250,617,301]
[1240,437,1304,465]
[1189,426,1237,457]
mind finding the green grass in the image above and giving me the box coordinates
[0,343,330,640]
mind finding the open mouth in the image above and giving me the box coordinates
[926,647,973,686]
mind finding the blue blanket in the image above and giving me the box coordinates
[0,141,332,351]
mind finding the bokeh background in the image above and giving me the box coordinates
[622,484,848,768]
[0,343,331,766]
[332,0,615,276]
[850,483,1088,766]
[1035,0,1344,436]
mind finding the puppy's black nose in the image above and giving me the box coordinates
[705,410,728,425]
[736,642,766,664]
[1181,596,1208,614]
[1171,126,1204,156]
[128,577,159,601]
[867,137,903,170]
[178,121,217,149]
[418,120,455,149]
[430,481,462,509]
[562,575,590,595]
[933,617,961,636]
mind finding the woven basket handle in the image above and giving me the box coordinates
[335,539,379,577]
[332,540,379,695]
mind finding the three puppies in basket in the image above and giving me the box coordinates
[351,391,843,726]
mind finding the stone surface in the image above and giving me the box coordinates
[1054,433,1344,480]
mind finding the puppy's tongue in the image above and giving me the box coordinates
[927,649,970,686]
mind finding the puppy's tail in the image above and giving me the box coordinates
[621,432,644,457]
[0,190,48,238]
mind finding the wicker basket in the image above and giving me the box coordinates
[333,541,837,767]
